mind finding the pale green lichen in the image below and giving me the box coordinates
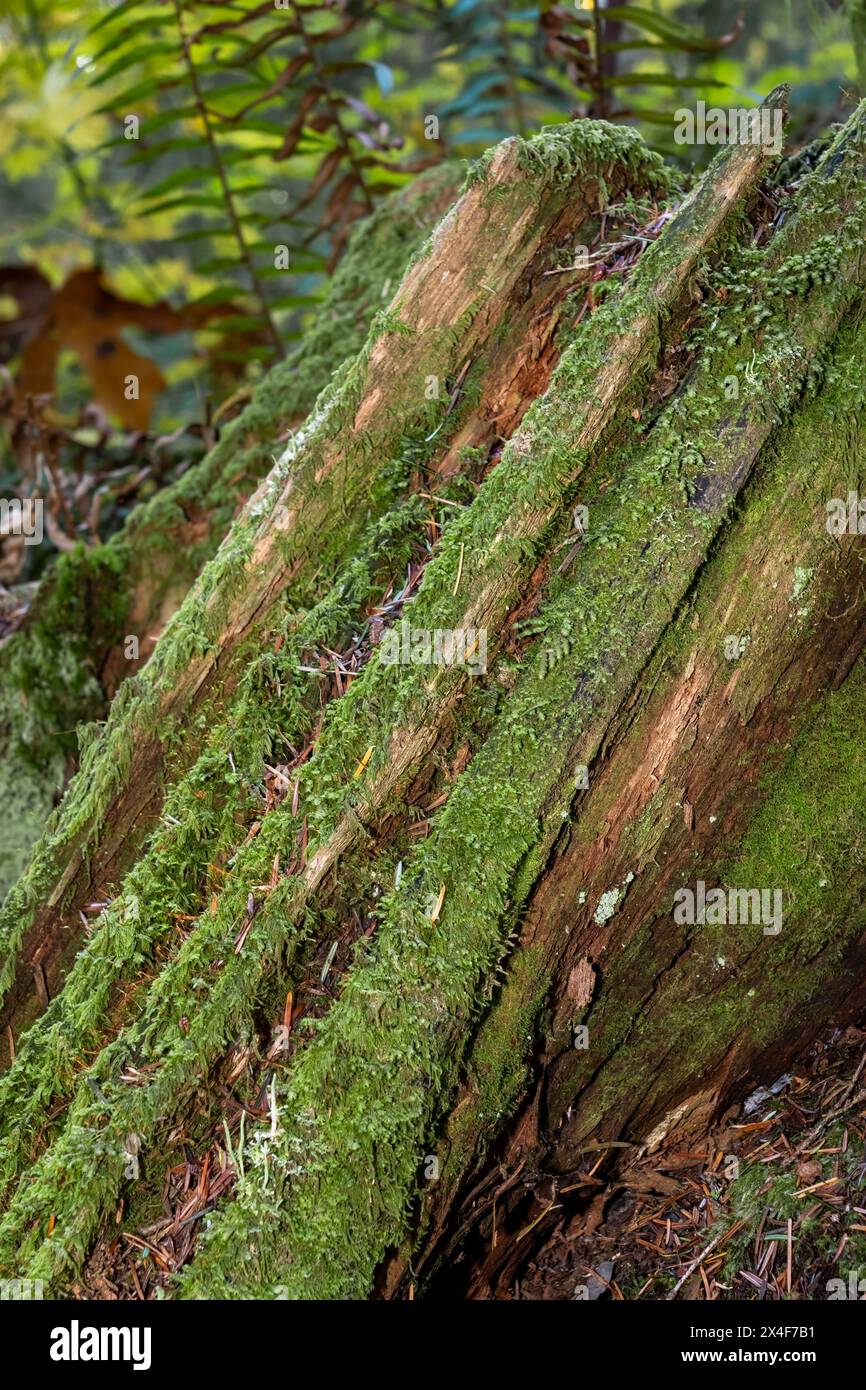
[593,875,634,925]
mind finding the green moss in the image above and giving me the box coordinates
[0,337,505,1267]
[0,166,464,1000]
[0,755,66,902]
[571,654,866,1143]
[0,112,671,1032]
[437,941,549,1184]
[714,1124,866,1294]
[464,118,670,198]
[0,542,130,757]
[0,483,453,1198]
[311,139,866,1254]
[717,1165,799,1280]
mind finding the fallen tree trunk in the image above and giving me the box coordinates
[1,93,865,1301]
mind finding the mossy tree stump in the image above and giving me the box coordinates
[1,94,866,1300]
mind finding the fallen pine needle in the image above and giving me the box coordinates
[431,884,446,923]
[452,542,465,596]
[353,746,373,780]
[793,1176,841,1197]
[666,1219,746,1300]
[787,1218,793,1293]
[516,1200,560,1242]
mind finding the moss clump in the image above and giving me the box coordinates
[464,118,670,199]
[2,543,131,756]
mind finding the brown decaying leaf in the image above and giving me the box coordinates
[1,266,217,430]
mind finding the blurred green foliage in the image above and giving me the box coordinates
[0,0,861,434]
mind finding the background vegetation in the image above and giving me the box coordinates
[0,0,862,576]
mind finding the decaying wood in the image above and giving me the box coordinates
[1,94,866,1303]
[414,304,866,1292]
[0,163,462,901]
[0,122,663,1048]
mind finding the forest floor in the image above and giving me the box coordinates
[72,1007,866,1302]
[500,1018,866,1302]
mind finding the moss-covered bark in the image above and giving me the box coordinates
[413,300,866,1290]
[0,163,461,900]
[0,121,672,1280]
[2,96,866,1303]
[177,106,866,1300]
[0,121,668,1055]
